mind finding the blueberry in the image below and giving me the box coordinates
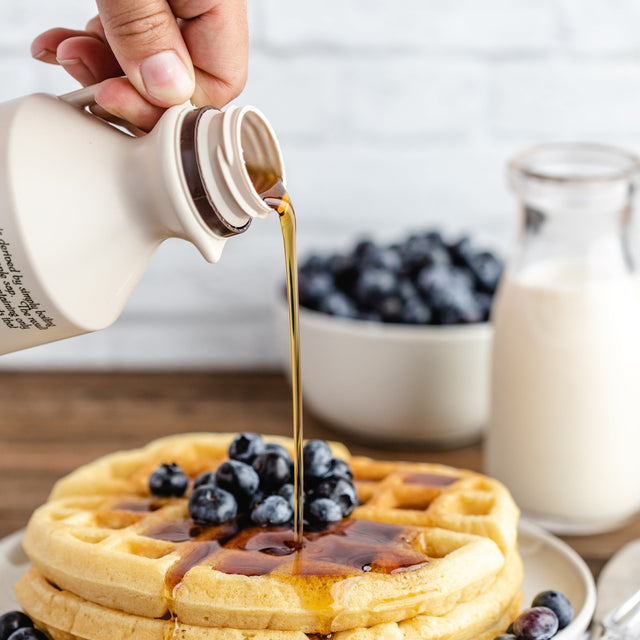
[436,286,483,325]
[251,495,294,526]
[303,440,333,482]
[354,268,400,309]
[512,607,559,640]
[7,630,47,640]
[278,483,296,509]
[313,477,359,516]
[188,486,237,525]
[298,271,336,310]
[424,230,445,246]
[357,310,383,322]
[400,235,450,275]
[376,295,404,323]
[264,442,291,459]
[531,591,573,630]
[467,251,503,294]
[249,489,266,510]
[228,433,265,465]
[353,239,377,260]
[252,451,292,491]
[401,297,432,325]
[193,471,217,490]
[361,247,403,273]
[326,458,353,481]
[306,498,343,526]
[328,254,359,295]
[318,291,358,319]
[299,253,330,274]
[475,291,493,322]
[148,463,188,498]
[448,236,475,267]
[0,612,33,640]
[215,460,260,507]
[398,278,420,302]
[416,264,473,305]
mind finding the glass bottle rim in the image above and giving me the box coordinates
[509,142,640,185]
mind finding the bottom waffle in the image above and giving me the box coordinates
[16,552,523,640]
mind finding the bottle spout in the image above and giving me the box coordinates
[131,103,285,264]
[181,105,286,235]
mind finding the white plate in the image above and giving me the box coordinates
[0,521,595,637]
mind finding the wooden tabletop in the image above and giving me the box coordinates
[0,370,637,580]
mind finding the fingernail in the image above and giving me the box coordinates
[57,57,98,86]
[140,50,193,105]
[32,48,56,63]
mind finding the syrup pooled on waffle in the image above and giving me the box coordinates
[18,433,522,639]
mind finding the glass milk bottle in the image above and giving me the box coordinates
[485,143,640,535]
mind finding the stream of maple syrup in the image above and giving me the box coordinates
[248,166,304,549]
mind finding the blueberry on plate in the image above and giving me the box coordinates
[306,497,343,526]
[188,486,237,525]
[326,458,353,481]
[264,442,291,458]
[0,611,33,640]
[7,629,48,640]
[278,483,296,509]
[215,460,260,507]
[251,495,293,526]
[148,463,188,498]
[314,477,359,517]
[303,440,333,482]
[531,590,573,629]
[192,471,217,490]
[252,451,292,492]
[228,433,265,465]
[512,606,559,640]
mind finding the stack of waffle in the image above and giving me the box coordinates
[16,433,523,640]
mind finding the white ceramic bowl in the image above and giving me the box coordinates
[275,301,492,448]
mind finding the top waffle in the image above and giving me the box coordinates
[22,433,520,635]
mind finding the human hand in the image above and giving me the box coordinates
[31,0,248,131]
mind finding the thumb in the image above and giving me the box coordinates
[95,0,194,107]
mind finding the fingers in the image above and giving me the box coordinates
[31,28,90,64]
[95,0,195,107]
[94,77,165,132]
[179,0,248,107]
[57,36,122,87]
[31,0,248,130]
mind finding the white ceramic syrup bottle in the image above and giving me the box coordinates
[0,86,284,354]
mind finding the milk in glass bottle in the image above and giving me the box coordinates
[485,143,640,534]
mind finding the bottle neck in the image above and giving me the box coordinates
[179,105,285,237]
[508,143,640,278]
[137,103,285,263]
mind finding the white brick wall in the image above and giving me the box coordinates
[0,0,639,368]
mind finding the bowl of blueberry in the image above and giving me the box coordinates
[276,229,503,448]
